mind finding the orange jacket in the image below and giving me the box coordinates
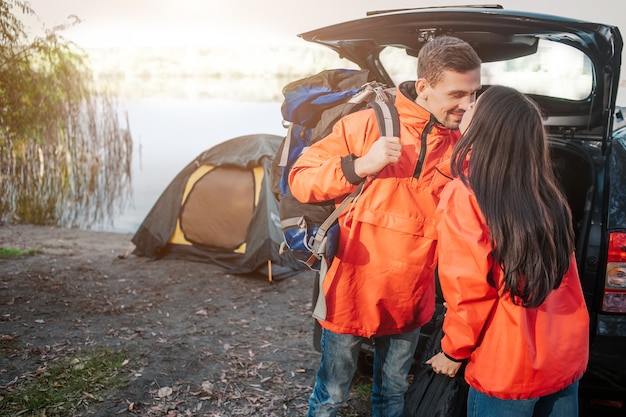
[436,179,589,399]
[289,82,460,337]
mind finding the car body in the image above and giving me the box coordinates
[297,5,626,415]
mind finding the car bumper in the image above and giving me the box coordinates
[579,314,626,415]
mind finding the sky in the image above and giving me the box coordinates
[23,1,626,49]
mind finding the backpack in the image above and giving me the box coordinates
[271,68,399,273]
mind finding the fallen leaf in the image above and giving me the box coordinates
[201,380,214,393]
[158,386,173,398]
[83,391,98,400]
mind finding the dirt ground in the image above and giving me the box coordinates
[0,224,372,416]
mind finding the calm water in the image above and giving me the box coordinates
[95,98,285,234]
[97,88,626,234]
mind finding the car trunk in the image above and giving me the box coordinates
[548,139,596,247]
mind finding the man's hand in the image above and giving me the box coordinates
[354,136,401,177]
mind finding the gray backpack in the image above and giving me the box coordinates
[271,69,399,320]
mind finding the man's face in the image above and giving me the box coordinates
[416,68,481,130]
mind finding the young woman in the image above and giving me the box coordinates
[426,85,589,417]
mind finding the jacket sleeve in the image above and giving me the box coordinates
[288,111,376,203]
[436,180,499,361]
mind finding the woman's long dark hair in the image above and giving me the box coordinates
[451,86,575,308]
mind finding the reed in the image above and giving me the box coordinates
[1,0,133,229]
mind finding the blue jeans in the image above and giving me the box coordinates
[307,327,420,417]
[467,380,579,417]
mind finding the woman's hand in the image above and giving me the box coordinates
[425,352,462,378]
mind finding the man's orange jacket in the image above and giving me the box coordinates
[437,179,589,399]
[289,83,460,337]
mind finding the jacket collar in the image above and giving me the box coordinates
[396,81,438,126]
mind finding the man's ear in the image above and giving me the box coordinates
[415,79,429,100]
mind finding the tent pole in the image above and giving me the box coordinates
[268,260,273,282]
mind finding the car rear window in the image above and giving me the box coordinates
[380,39,593,101]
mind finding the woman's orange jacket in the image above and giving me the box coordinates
[437,179,589,399]
[289,83,460,337]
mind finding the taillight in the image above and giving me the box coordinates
[602,232,626,313]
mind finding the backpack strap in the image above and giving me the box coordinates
[370,96,400,138]
[306,181,365,267]
[277,124,295,168]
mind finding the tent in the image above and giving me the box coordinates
[131,133,304,280]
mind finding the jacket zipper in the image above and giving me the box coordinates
[413,115,436,178]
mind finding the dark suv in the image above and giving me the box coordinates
[296,5,626,415]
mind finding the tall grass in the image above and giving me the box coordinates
[1,0,133,229]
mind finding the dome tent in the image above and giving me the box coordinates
[131,134,303,280]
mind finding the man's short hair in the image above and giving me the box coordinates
[417,36,482,85]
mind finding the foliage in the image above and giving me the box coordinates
[0,349,128,416]
[0,247,41,256]
[0,0,133,228]
[352,380,373,399]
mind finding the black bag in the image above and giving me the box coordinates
[403,309,469,417]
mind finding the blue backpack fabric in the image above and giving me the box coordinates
[271,69,399,273]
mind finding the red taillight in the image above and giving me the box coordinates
[602,232,626,313]
[608,232,626,262]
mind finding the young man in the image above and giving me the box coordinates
[289,36,481,417]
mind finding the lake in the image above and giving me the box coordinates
[96,87,626,235]
[95,98,285,234]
